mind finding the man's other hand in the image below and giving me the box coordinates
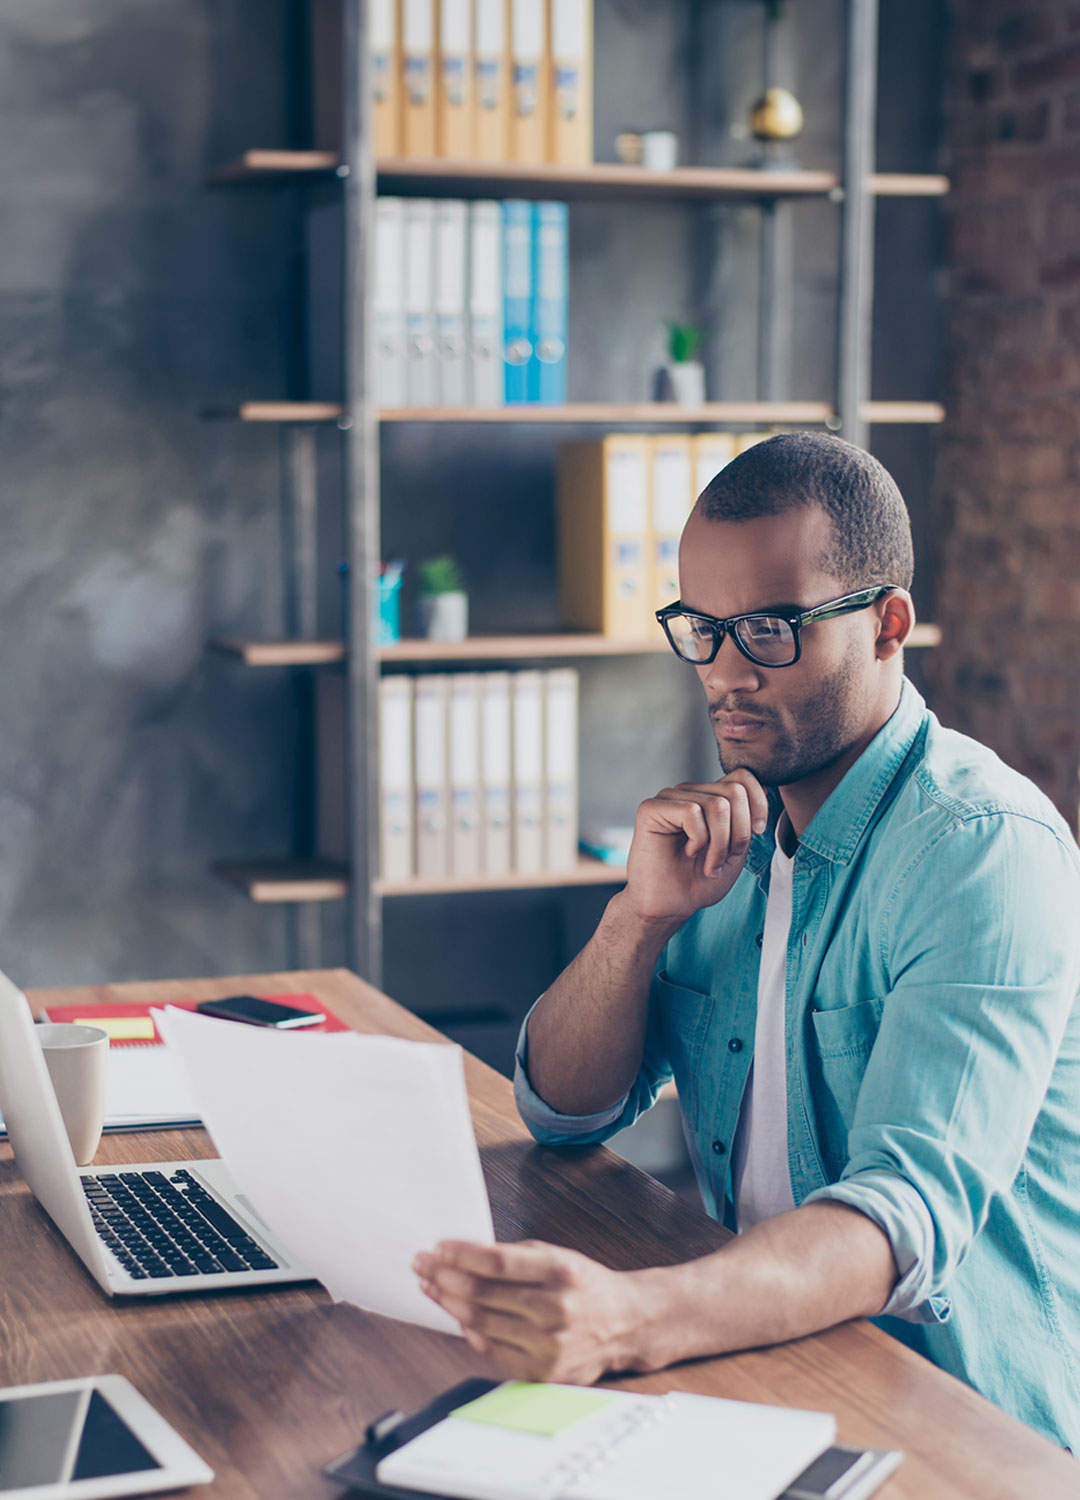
[412,1240,658,1384]
[625,769,769,925]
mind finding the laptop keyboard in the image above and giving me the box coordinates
[82,1169,280,1281]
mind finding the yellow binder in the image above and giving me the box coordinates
[401,0,437,158]
[648,434,695,614]
[549,0,592,165]
[510,0,549,164]
[474,0,511,161]
[557,436,652,641]
[372,0,402,157]
[437,0,474,158]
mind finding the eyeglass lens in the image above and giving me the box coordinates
[666,612,797,665]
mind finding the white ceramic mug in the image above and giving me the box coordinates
[641,130,679,171]
[36,1023,109,1166]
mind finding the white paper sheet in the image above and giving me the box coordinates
[152,1006,494,1334]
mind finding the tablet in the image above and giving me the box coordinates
[0,1375,213,1500]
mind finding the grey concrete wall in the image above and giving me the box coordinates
[0,1,302,985]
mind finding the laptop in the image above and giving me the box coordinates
[0,971,312,1297]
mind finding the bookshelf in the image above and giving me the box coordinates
[205,0,947,984]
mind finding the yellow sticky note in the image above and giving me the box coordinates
[77,1016,156,1042]
[451,1382,613,1437]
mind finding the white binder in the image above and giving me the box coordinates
[473,0,510,161]
[379,676,415,883]
[404,198,438,407]
[414,674,450,878]
[510,0,548,164]
[549,0,592,165]
[448,673,482,877]
[467,200,505,407]
[375,197,407,409]
[544,668,578,871]
[511,670,545,874]
[479,671,513,876]
[434,199,468,408]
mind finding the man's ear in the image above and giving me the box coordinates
[876,590,913,660]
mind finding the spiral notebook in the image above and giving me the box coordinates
[0,994,347,1135]
[369,1380,837,1500]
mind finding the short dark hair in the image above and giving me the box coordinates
[696,431,914,590]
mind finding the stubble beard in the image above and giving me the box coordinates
[711,639,866,788]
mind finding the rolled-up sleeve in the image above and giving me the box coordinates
[513,978,674,1146]
[806,813,1080,1322]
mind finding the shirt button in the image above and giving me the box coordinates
[755,932,764,948]
[728,1037,743,1053]
[711,1139,726,1156]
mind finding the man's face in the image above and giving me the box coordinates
[677,505,885,788]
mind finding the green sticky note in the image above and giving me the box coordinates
[451,1382,614,1438]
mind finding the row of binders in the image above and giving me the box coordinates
[370,0,592,164]
[558,431,773,642]
[376,197,567,407]
[379,669,579,884]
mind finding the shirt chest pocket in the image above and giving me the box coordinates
[655,972,715,1133]
[808,998,885,1177]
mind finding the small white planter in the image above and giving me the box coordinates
[418,590,468,643]
[667,360,706,406]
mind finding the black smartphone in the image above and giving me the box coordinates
[782,1446,902,1500]
[194,995,325,1029]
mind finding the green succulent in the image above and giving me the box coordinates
[667,321,704,364]
[417,555,465,596]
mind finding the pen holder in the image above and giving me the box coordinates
[377,572,403,646]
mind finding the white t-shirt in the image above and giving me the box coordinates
[732,832,797,1232]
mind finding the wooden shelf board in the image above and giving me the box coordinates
[213,856,624,902]
[207,149,341,185]
[380,401,835,425]
[206,401,943,427]
[211,626,940,668]
[208,152,950,202]
[380,633,667,662]
[376,157,838,200]
[203,401,345,423]
[909,623,942,649]
[210,637,347,667]
[214,859,349,903]
[376,857,627,897]
[870,172,950,196]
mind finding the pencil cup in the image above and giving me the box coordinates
[36,1023,109,1166]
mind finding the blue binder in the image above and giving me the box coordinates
[529,201,568,404]
[501,200,533,404]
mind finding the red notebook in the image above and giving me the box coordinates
[36,993,349,1132]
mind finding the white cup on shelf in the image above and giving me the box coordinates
[36,1023,109,1166]
[641,131,679,171]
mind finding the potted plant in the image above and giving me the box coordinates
[665,321,706,406]
[416,555,468,643]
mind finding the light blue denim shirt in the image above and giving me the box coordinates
[514,681,1080,1451]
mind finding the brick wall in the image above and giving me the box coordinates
[931,0,1080,826]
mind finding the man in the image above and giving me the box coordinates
[414,433,1080,1451]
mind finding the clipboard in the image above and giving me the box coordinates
[323,1379,499,1498]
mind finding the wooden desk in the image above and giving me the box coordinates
[1,970,1073,1499]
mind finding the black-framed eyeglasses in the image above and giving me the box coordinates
[655,586,897,668]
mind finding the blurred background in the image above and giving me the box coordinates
[0,0,1076,1121]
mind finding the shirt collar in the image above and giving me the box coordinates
[745,678,928,873]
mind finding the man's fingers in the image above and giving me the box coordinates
[420,1240,567,1286]
[419,1264,559,1327]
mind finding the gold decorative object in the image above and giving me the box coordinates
[749,87,804,142]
